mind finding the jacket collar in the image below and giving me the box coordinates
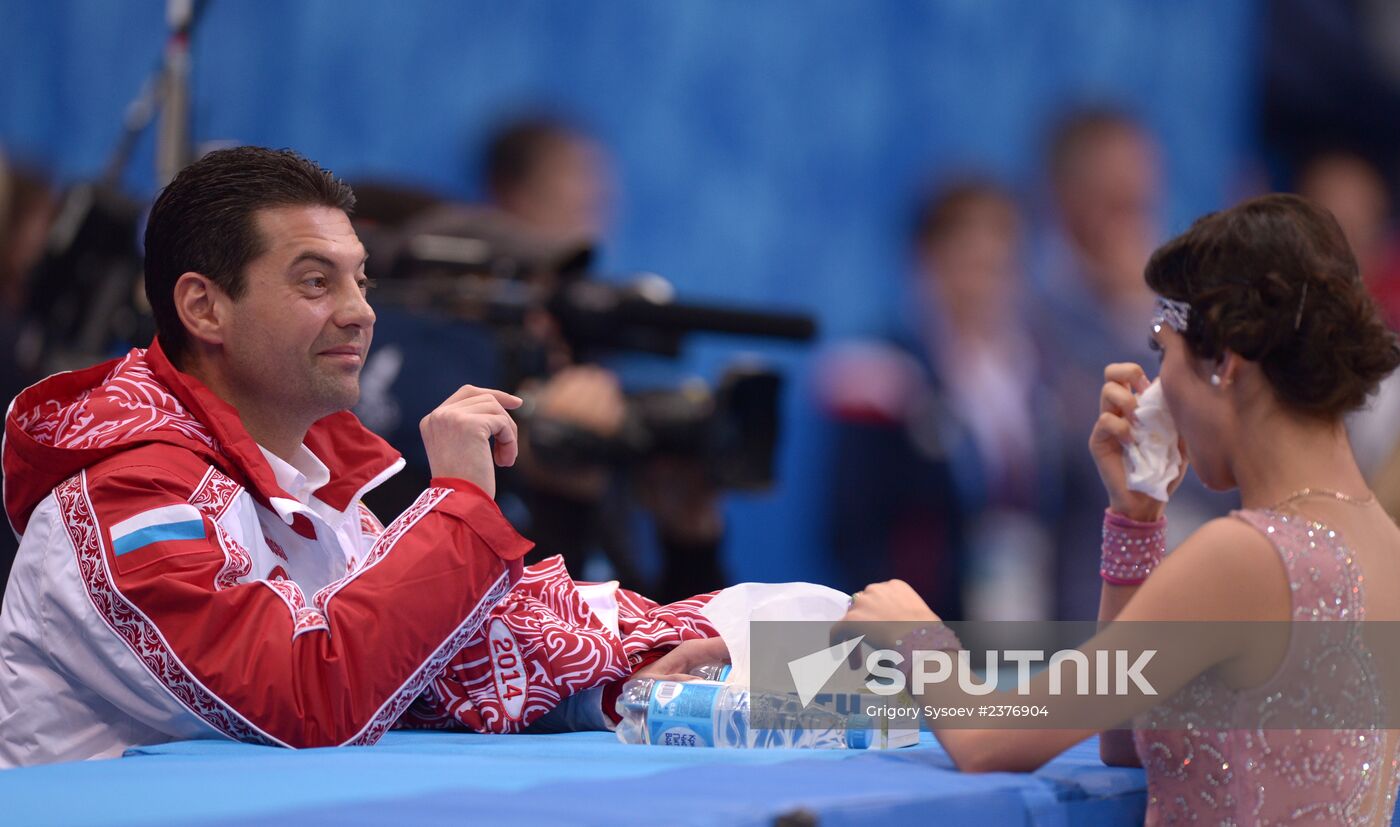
[145,337,404,516]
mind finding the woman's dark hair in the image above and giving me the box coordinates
[143,146,355,365]
[1145,193,1400,419]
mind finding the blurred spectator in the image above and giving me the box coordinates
[0,155,56,593]
[819,180,1063,620]
[1296,151,1400,328]
[0,161,56,321]
[0,152,10,277]
[1296,152,1400,523]
[1296,152,1390,277]
[1034,109,1232,619]
[1039,109,1160,328]
[1352,348,1400,525]
[1372,433,1400,523]
[1259,0,1400,328]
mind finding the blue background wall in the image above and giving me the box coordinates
[0,0,1259,584]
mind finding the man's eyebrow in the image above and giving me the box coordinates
[286,250,370,270]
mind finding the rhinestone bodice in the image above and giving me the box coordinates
[1132,509,1399,824]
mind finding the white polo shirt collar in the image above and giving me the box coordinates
[258,443,331,507]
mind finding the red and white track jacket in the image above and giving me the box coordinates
[400,556,717,735]
[0,339,532,767]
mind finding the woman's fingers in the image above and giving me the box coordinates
[1092,411,1135,448]
[1104,362,1150,394]
[1100,382,1139,418]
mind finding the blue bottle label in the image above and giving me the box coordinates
[647,681,721,747]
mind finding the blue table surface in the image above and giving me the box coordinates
[0,731,1148,826]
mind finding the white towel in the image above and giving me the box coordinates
[698,582,853,690]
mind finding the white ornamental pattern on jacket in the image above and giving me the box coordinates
[59,468,516,749]
[403,557,718,735]
[188,466,241,520]
[346,569,515,746]
[18,353,218,452]
[190,466,329,637]
[311,487,450,616]
[57,472,280,747]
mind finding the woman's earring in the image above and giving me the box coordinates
[1210,374,1222,387]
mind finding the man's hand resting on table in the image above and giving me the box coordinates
[420,385,523,498]
[630,637,730,683]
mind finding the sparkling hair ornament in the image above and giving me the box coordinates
[1152,296,1191,334]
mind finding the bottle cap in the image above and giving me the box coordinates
[847,713,873,749]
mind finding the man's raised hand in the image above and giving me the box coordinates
[420,385,523,498]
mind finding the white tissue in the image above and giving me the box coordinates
[698,582,852,689]
[1122,379,1183,502]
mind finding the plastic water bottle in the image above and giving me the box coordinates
[614,678,871,749]
[688,663,731,682]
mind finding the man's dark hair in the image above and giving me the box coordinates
[143,146,355,364]
[482,117,584,202]
[1045,107,1145,187]
[912,179,1020,250]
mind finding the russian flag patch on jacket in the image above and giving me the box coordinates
[108,503,207,570]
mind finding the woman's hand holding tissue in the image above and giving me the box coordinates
[835,579,940,651]
[1089,363,1189,522]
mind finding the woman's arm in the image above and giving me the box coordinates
[850,516,1286,773]
[1088,362,1179,766]
[1096,582,1145,766]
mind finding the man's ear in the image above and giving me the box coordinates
[173,272,230,349]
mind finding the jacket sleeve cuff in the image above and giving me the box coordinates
[430,477,534,561]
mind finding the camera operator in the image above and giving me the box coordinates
[355,118,728,602]
[483,117,727,603]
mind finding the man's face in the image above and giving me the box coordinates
[1060,128,1161,289]
[220,205,374,423]
[506,137,613,245]
[1299,157,1389,265]
[919,202,1022,330]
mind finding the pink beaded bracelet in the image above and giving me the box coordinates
[1100,509,1166,585]
[895,623,963,661]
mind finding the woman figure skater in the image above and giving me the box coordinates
[845,193,1400,824]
